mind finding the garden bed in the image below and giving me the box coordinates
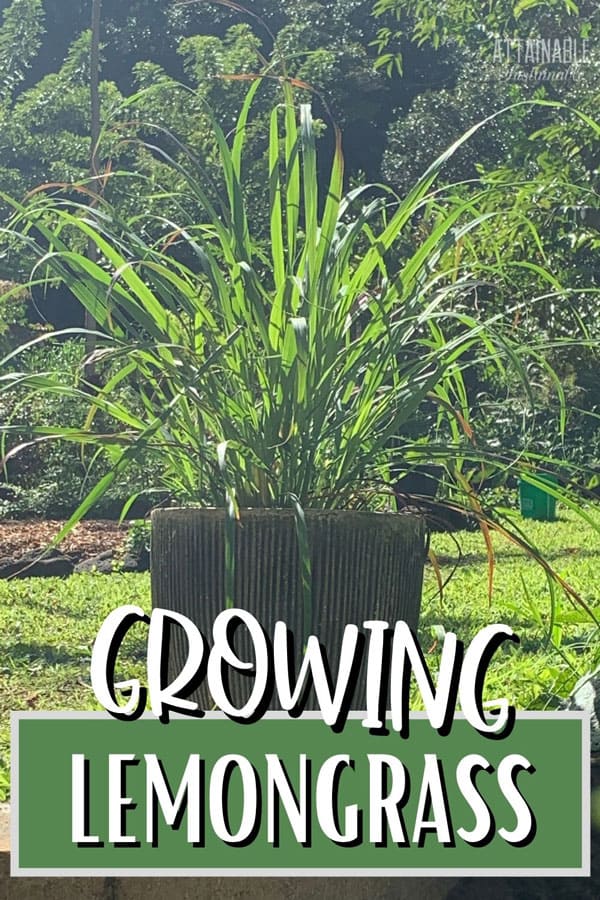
[0,518,149,578]
[0,519,129,560]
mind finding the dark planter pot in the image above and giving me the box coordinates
[393,466,475,533]
[393,464,443,499]
[151,507,427,711]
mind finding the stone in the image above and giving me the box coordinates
[0,549,73,579]
[73,546,149,576]
[73,551,114,575]
[121,546,150,572]
[562,665,600,753]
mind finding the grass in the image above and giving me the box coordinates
[420,510,600,710]
[0,508,598,800]
[0,572,151,802]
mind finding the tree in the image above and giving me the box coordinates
[372,0,597,70]
[0,0,44,102]
[85,0,102,364]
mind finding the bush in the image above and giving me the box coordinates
[0,281,30,357]
[1,338,164,518]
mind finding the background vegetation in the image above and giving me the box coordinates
[0,0,597,517]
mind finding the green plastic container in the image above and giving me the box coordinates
[519,475,558,521]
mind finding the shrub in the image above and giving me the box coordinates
[1,338,163,518]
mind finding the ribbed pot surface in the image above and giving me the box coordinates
[151,508,427,712]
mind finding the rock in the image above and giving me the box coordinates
[0,548,73,579]
[562,665,600,754]
[73,546,149,575]
[120,550,149,572]
[74,550,114,575]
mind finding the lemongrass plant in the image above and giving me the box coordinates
[0,82,598,618]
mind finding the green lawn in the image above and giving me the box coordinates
[0,509,598,801]
[420,510,599,710]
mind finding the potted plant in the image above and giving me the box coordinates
[1,82,595,708]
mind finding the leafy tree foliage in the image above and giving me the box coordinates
[373,0,595,67]
[0,0,596,475]
[0,0,44,100]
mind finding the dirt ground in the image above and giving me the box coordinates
[0,519,129,560]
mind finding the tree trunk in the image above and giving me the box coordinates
[84,0,102,382]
